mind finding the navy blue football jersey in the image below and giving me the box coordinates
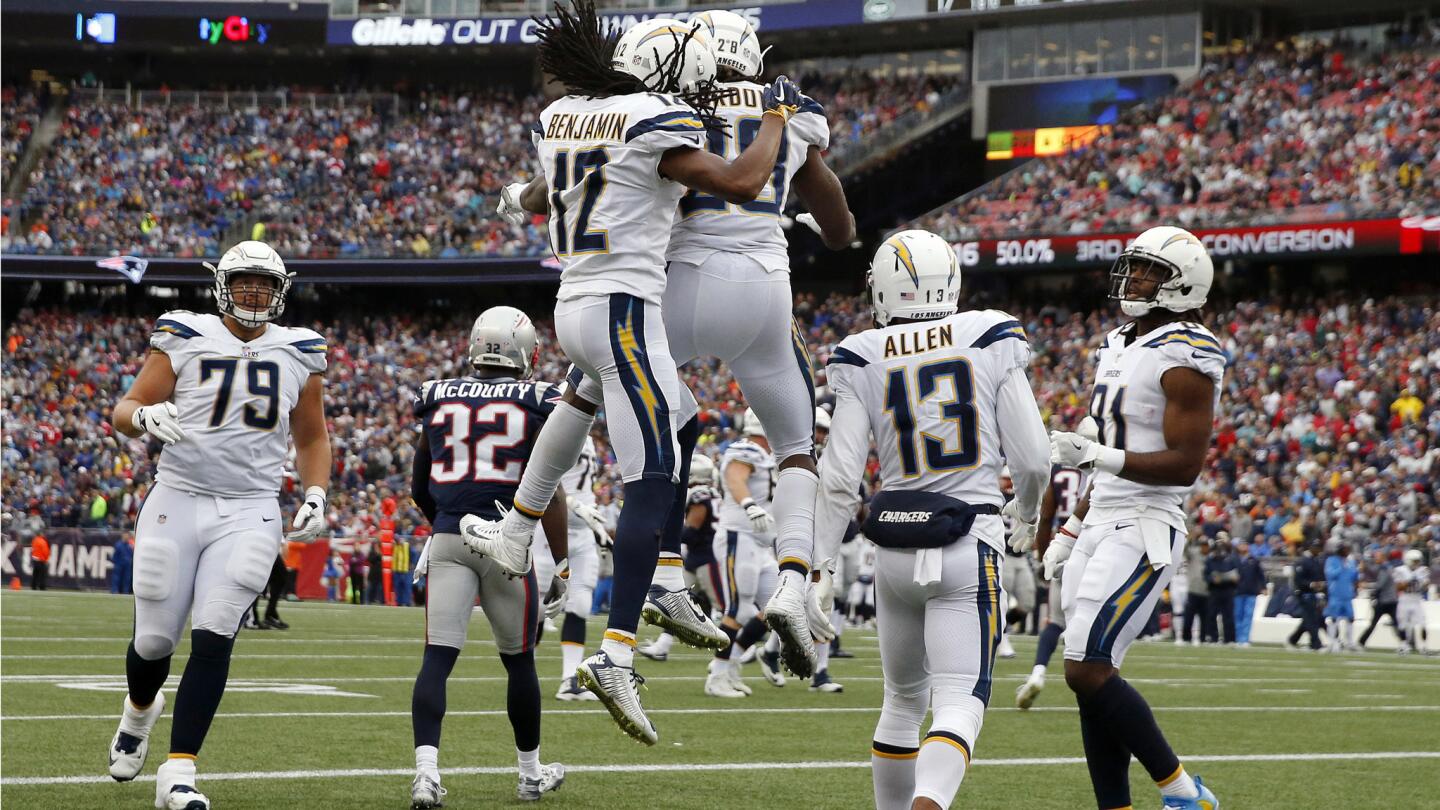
[414,375,560,534]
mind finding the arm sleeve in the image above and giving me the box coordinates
[814,390,870,569]
[411,435,436,525]
[995,366,1049,521]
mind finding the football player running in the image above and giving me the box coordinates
[661,9,855,680]
[407,307,570,806]
[1044,225,1225,810]
[815,230,1050,810]
[106,241,331,810]
[469,0,806,745]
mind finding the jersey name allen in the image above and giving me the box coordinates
[883,323,953,359]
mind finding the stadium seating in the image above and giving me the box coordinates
[918,43,1440,242]
[5,293,1435,573]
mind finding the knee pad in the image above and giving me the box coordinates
[133,633,177,661]
[566,584,594,618]
[227,533,279,594]
[874,686,928,747]
[930,677,986,746]
[132,538,178,601]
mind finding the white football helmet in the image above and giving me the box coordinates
[689,453,716,487]
[867,229,961,327]
[693,10,766,79]
[1404,549,1424,567]
[741,407,766,439]
[469,306,539,378]
[204,240,294,328]
[612,18,717,95]
[1110,225,1213,317]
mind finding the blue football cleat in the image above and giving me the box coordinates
[1161,775,1218,810]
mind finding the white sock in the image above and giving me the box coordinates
[1031,664,1047,680]
[653,552,685,590]
[914,734,969,809]
[415,745,439,778]
[517,747,540,779]
[511,401,595,517]
[561,642,584,682]
[730,655,744,679]
[159,756,196,784]
[120,697,157,735]
[1342,619,1354,646]
[765,631,781,654]
[601,633,635,668]
[831,609,844,640]
[651,632,675,655]
[871,749,918,810]
[814,636,830,673]
[771,467,818,570]
[1158,766,1199,799]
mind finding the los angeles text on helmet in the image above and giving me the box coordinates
[1076,226,1356,262]
[347,9,763,47]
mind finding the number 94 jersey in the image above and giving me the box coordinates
[414,376,560,534]
[1086,321,1227,527]
[667,81,829,273]
[825,309,1031,508]
[149,311,327,498]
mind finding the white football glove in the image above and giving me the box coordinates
[1042,515,1082,581]
[572,501,613,551]
[1049,430,1125,474]
[132,401,186,445]
[497,181,529,227]
[795,212,822,236]
[1002,498,1039,555]
[740,498,774,534]
[806,573,836,644]
[412,540,431,583]
[286,486,328,543]
[543,560,570,619]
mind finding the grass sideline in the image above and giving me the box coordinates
[2,590,1438,809]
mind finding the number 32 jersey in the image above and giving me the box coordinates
[534,92,707,305]
[1085,320,1227,528]
[666,81,829,273]
[149,311,327,498]
[414,376,560,534]
[825,309,1031,508]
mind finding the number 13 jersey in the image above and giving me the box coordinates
[824,309,1031,508]
[534,92,707,306]
[149,311,327,498]
[1085,320,1227,528]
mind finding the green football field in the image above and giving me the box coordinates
[3,590,1438,809]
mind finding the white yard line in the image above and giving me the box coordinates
[5,751,1439,787]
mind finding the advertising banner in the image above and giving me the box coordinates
[4,529,125,591]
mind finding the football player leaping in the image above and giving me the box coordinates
[814,230,1050,810]
[468,0,806,745]
[107,241,331,810]
[1044,226,1225,810]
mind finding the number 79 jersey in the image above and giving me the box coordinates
[414,376,560,534]
[149,311,327,498]
[534,92,707,306]
[1085,321,1227,527]
[666,81,829,273]
[824,309,1032,508]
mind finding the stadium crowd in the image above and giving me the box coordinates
[2,87,41,192]
[5,291,1437,587]
[920,41,1440,242]
[0,68,965,260]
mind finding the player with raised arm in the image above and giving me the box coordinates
[814,230,1050,810]
[106,241,330,810]
[1043,226,1226,810]
[406,307,569,806]
[467,0,805,745]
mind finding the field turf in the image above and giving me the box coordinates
[3,590,1438,809]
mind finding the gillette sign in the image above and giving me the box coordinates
[199,16,270,44]
[329,0,862,46]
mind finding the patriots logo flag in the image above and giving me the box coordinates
[96,255,150,284]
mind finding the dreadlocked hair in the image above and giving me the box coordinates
[535,0,641,99]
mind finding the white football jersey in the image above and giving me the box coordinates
[561,436,601,510]
[825,310,1031,509]
[666,81,829,273]
[1051,465,1091,524]
[1395,565,1428,604]
[149,311,326,498]
[718,439,775,534]
[1085,321,1227,528]
[534,92,707,305]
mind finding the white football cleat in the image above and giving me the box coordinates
[517,763,565,801]
[555,676,599,702]
[726,663,753,696]
[1015,671,1045,710]
[410,771,446,809]
[758,649,787,687]
[641,585,730,651]
[704,670,746,698]
[460,511,532,576]
[997,635,1017,659]
[637,639,670,662]
[109,691,166,782]
[763,576,817,679]
[809,669,844,693]
[155,758,209,810]
[576,652,657,745]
